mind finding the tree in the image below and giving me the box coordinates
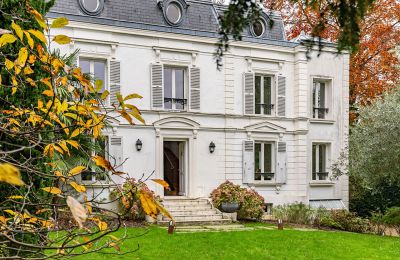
[217,0,381,68]
[347,87,400,216]
[264,0,400,120]
[0,1,170,258]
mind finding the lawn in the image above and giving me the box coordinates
[74,224,400,260]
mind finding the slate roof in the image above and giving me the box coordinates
[48,0,298,48]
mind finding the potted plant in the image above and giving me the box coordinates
[221,201,240,213]
[210,181,241,213]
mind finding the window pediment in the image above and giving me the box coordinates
[244,121,286,133]
[153,116,200,130]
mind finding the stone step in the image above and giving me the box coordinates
[163,214,225,222]
[167,209,219,216]
[162,200,209,206]
[158,218,232,227]
[163,205,213,211]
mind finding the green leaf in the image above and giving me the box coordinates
[51,17,69,28]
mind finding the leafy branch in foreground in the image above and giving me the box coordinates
[0,1,171,259]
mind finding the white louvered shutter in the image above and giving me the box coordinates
[277,76,286,117]
[276,142,287,184]
[243,72,255,115]
[243,140,255,184]
[109,137,123,172]
[109,60,121,106]
[190,67,201,110]
[151,63,164,109]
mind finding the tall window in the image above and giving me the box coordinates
[255,75,274,115]
[82,137,108,182]
[312,144,328,181]
[164,67,186,110]
[254,142,274,181]
[312,81,328,119]
[79,58,107,94]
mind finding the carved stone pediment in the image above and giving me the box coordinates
[153,116,200,130]
[244,121,286,133]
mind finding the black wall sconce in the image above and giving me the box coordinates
[209,141,216,153]
[136,139,143,151]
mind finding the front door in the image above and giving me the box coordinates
[163,141,186,196]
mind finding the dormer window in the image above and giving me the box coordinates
[251,19,266,38]
[166,2,182,24]
[160,0,187,26]
[78,0,104,16]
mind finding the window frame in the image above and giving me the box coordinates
[81,136,110,184]
[163,65,188,111]
[311,77,333,120]
[254,141,276,182]
[254,74,275,116]
[78,57,109,95]
[311,142,331,182]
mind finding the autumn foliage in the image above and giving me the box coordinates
[265,0,400,120]
[0,1,170,258]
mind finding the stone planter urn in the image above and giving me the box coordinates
[220,202,239,213]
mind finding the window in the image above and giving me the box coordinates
[312,81,329,119]
[79,58,107,94]
[312,144,329,181]
[251,19,266,38]
[254,142,275,181]
[255,75,274,115]
[166,2,182,24]
[164,67,186,110]
[82,137,109,182]
[78,0,104,15]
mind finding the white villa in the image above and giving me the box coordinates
[50,0,349,213]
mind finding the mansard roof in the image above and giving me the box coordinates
[48,0,297,48]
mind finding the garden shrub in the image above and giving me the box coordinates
[210,181,265,220]
[111,178,160,221]
[320,210,371,233]
[383,207,400,234]
[370,212,387,235]
[272,202,329,225]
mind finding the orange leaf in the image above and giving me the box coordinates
[92,155,113,171]
[139,189,158,219]
[151,179,171,190]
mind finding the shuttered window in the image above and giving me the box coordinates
[313,81,328,119]
[255,75,274,115]
[79,57,107,94]
[164,67,186,110]
[254,142,274,181]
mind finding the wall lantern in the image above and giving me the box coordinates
[209,141,216,153]
[136,139,143,151]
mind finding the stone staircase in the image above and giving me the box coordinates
[158,197,232,226]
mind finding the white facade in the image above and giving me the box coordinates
[50,0,349,208]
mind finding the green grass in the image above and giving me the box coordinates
[73,224,400,260]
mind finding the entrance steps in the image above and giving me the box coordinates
[158,197,232,226]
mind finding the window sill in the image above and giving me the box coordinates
[309,181,335,187]
[309,119,335,124]
[250,181,284,187]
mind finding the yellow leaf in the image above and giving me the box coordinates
[107,235,120,241]
[95,79,103,92]
[70,181,86,193]
[54,171,66,182]
[139,190,158,219]
[66,140,79,149]
[68,166,86,176]
[0,34,17,47]
[4,209,18,216]
[97,221,108,231]
[17,47,28,67]
[30,9,47,30]
[11,22,23,41]
[0,216,6,224]
[24,66,34,75]
[53,144,64,154]
[0,75,2,86]
[124,93,143,101]
[92,156,113,171]
[119,110,134,125]
[28,30,47,44]
[7,195,23,199]
[42,187,62,195]
[110,242,120,251]
[42,187,62,194]
[24,32,34,49]
[100,90,110,100]
[35,208,51,214]
[42,90,54,97]
[58,140,70,154]
[151,179,171,190]
[51,17,69,28]
[11,87,17,95]
[0,164,24,186]
[28,54,36,64]
[70,128,81,138]
[5,58,14,70]
[53,35,71,44]
[116,93,124,104]
[66,196,87,228]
